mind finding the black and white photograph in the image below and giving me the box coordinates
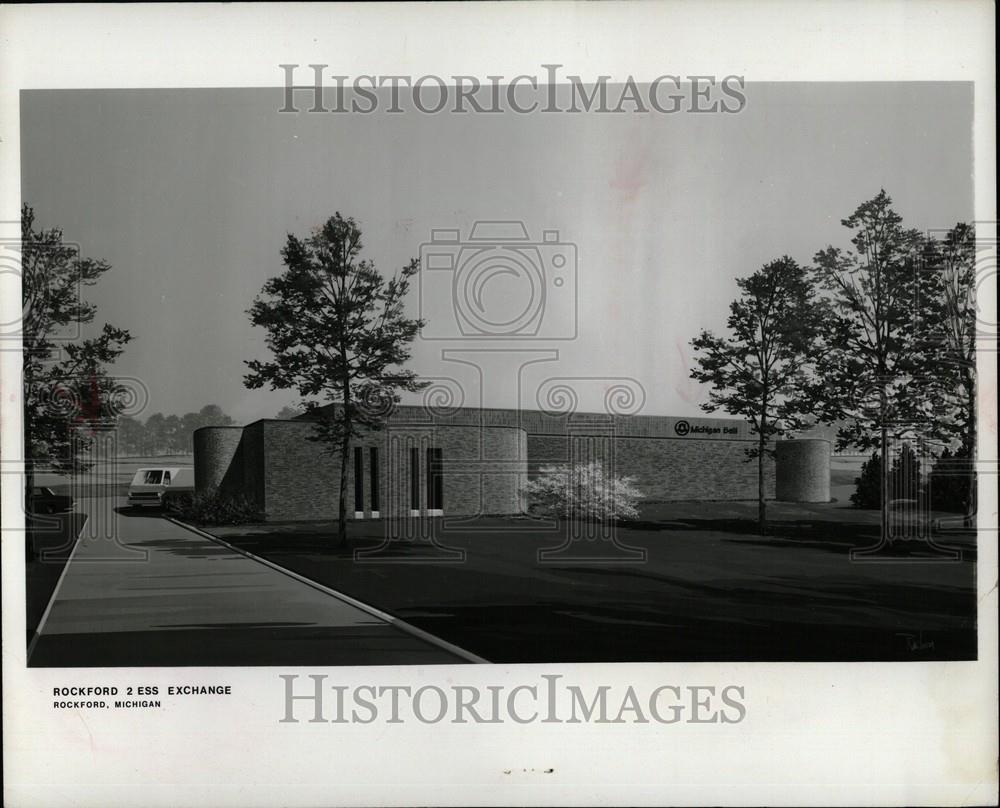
[2,3,997,807]
[15,80,982,668]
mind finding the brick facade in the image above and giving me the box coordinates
[194,408,803,521]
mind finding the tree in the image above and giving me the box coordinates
[522,462,644,522]
[926,447,973,513]
[851,452,883,509]
[852,447,922,509]
[888,443,922,503]
[690,257,825,534]
[275,405,304,420]
[163,414,182,453]
[179,412,203,452]
[809,190,929,539]
[245,213,427,542]
[144,413,166,455]
[116,415,146,456]
[919,223,977,525]
[198,403,234,427]
[20,205,131,493]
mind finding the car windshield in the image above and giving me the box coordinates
[142,470,163,485]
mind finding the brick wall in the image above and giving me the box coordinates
[193,426,244,495]
[528,434,776,501]
[253,420,527,521]
[196,409,784,521]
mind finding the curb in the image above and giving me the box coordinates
[27,513,89,664]
[165,516,490,664]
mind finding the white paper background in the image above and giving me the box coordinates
[1,3,996,806]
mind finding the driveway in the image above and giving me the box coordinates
[28,496,481,666]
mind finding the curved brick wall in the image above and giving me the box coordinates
[435,425,527,517]
[775,439,830,502]
[193,426,244,496]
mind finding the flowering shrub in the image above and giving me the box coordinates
[521,462,644,522]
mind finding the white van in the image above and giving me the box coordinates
[127,467,195,509]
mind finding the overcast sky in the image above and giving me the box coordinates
[20,83,973,424]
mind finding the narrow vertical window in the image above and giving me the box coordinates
[354,447,364,514]
[410,447,420,512]
[427,447,444,512]
[369,447,380,514]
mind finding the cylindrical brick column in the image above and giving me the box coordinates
[193,426,244,495]
[775,439,831,502]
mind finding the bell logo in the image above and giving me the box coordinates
[674,420,691,436]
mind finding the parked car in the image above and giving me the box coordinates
[127,467,195,510]
[27,486,74,515]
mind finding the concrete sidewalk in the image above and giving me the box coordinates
[29,497,481,666]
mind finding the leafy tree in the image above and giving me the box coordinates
[926,447,974,514]
[810,190,930,538]
[852,447,924,510]
[245,213,427,542]
[116,415,146,456]
[851,452,883,509]
[20,205,131,493]
[919,223,977,524]
[163,414,182,453]
[690,257,825,534]
[178,412,203,452]
[275,405,304,420]
[198,403,234,427]
[522,462,644,522]
[144,413,167,455]
[168,404,234,454]
[887,443,922,503]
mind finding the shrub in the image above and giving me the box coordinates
[926,447,974,513]
[851,446,924,509]
[521,462,644,522]
[166,491,264,526]
[850,453,883,509]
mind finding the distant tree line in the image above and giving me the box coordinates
[115,404,234,456]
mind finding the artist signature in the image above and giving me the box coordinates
[896,632,936,652]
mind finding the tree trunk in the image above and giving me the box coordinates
[880,392,890,543]
[337,433,349,545]
[963,371,976,529]
[25,461,35,504]
[337,357,352,546]
[757,430,767,536]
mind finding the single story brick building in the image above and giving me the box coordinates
[193,407,829,521]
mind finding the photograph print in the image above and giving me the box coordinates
[18,79,981,668]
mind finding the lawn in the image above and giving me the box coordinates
[208,500,977,663]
